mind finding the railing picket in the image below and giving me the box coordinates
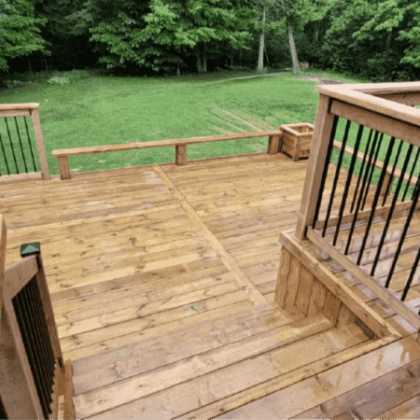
[358,130,380,212]
[13,287,50,418]
[23,116,38,172]
[345,132,386,255]
[401,245,420,302]
[381,139,404,205]
[13,116,28,173]
[402,146,420,202]
[357,136,396,265]
[385,171,420,289]
[312,115,339,228]
[362,132,384,210]
[4,118,19,173]
[350,129,373,213]
[322,119,352,237]
[333,124,364,246]
[0,132,11,175]
[29,279,55,401]
[371,142,412,276]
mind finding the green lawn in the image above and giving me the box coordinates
[0,69,365,176]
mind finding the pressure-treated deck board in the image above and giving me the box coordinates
[3,153,420,419]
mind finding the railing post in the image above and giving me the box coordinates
[176,144,187,165]
[30,107,50,180]
[58,156,71,180]
[295,94,336,239]
[267,135,279,155]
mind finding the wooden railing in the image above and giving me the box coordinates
[296,82,420,334]
[52,129,282,180]
[0,103,50,180]
[0,216,73,419]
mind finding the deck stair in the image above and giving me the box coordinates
[70,301,371,419]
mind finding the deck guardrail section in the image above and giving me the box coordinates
[0,215,65,418]
[296,83,420,332]
[0,104,50,180]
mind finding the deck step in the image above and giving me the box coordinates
[72,309,369,419]
[71,302,303,393]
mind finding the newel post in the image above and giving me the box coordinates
[295,94,336,239]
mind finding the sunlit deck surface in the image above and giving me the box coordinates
[3,153,420,419]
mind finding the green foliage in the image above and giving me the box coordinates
[0,0,47,71]
[47,75,70,85]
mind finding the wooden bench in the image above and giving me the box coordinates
[52,130,282,180]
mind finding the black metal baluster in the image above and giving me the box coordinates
[362,132,384,210]
[402,146,420,202]
[4,118,19,173]
[333,124,364,246]
[32,278,56,394]
[358,131,380,209]
[0,132,11,175]
[350,129,373,213]
[21,284,51,412]
[401,244,420,302]
[385,171,420,289]
[356,137,397,265]
[29,279,54,407]
[345,132,381,255]
[23,116,37,171]
[13,292,49,418]
[371,142,412,276]
[14,117,28,173]
[322,119,352,237]
[381,139,404,206]
[312,115,339,229]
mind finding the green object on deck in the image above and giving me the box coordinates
[20,242,41,257]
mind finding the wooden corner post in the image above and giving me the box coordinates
[30,107,51,180]
[295,94,335,239]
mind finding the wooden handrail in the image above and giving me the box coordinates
[52,129,282,180]
[0,103,40,111]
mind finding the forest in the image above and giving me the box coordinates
[1,0,419,81]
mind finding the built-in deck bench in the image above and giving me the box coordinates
[52,130,282,180]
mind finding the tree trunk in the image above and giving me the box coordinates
[288,23,300,74]
[196,50,204,73]
[257,5,267,72]
[203,44,207,73]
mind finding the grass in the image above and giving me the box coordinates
[0,69,367,176]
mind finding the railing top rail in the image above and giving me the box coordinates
[318,84,420,128]
[52,129,282,157]
[0,103,39,111]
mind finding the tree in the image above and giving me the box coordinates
[0,0,47,71]
[142,0,257,73]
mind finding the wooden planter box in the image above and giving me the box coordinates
[280,123,314,161]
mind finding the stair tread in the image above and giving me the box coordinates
[81,319,369,419]
[72,301,302,379]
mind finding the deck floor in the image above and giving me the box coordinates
[2,153,420,419]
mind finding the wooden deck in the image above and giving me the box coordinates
[2,153,420,419]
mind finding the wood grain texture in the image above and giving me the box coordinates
[30,108,50,180]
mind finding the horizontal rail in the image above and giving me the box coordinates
[52,130,282,156]
[0,103,40,111]
[319,84,420,128]
[330,100,420,146]
[52,129,282,180]
[307,227,420,331]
